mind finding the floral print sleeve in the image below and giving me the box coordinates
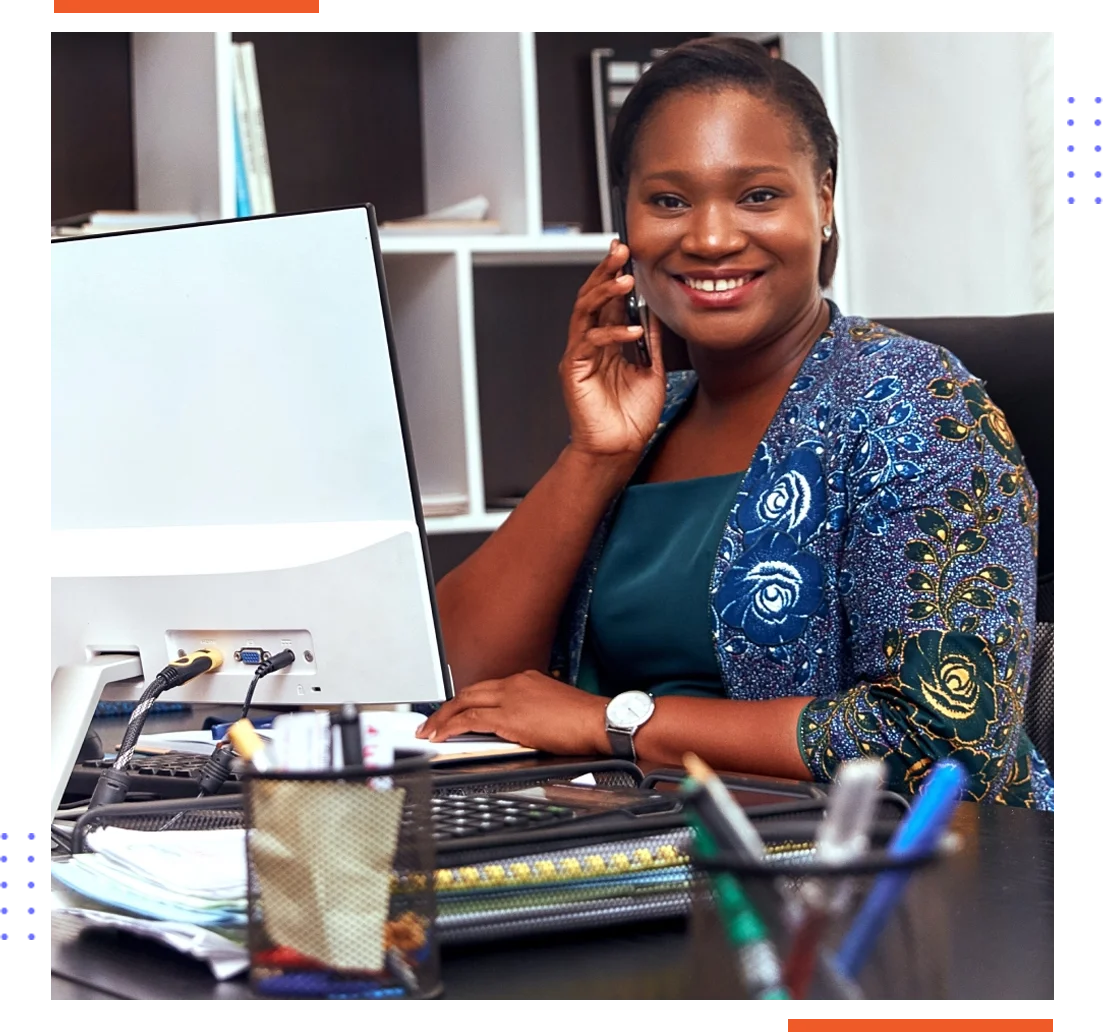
[797,343,1052,808]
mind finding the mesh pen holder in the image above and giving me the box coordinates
[686,818,952,1000]
[244,755,441,999]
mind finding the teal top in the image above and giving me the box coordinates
[578,471,746,699]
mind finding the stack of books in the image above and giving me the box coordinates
[232,40,276,218]
[51,211,199,237]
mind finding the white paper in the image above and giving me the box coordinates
[54,906,248,980]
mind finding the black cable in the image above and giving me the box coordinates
[158,649,298,821]
[87,650,223,811]
[241,649,295,720]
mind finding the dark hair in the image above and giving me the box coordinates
[608,36,840,289]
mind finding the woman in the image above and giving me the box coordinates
[417,37,1054,810]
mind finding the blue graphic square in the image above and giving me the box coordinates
[1063,167,1103,183]
[0,829,47,943]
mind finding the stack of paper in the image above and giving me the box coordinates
[135,709,535,765]
[51,826,248,928]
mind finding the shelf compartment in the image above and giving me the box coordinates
[383,252,471,516]
[473,264,584,509]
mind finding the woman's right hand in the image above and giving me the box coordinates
[559,240,667,461]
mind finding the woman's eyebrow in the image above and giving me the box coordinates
[638,164,791,184]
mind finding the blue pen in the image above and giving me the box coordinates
[833,758,966,980]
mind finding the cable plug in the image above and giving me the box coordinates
[158,648,225,691]
[88,767,130,809]
[255,649,295,678]
[195,744,238,797]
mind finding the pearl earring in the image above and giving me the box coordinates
[822,225,833,240]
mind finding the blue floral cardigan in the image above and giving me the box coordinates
[549,304,1055,810]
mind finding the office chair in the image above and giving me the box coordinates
[878,314,1054,774]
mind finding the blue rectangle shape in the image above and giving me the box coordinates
[1063,144,1103,159]
[1058,168,1103,184]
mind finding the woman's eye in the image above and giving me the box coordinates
[744,189,779,204]
[651,195,687,210]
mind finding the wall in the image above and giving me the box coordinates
[835,32,1052,318]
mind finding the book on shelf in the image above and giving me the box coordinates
[379,195,500,236]
[51,211,198,236]
[421,493,470,518]
[591,47,668,236]
[232,95,251,218]
[232,41,276,217]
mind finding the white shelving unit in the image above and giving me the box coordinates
[124,31,842,541]
[127,31,616,537]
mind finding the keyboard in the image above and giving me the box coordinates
[67,753,245,801]
[431,794,579,839]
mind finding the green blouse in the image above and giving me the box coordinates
[578,472,746,699]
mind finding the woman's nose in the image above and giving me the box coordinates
[681,202,748,259]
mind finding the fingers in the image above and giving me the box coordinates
[575,239,629,300]
[416,683,502,740]
[423,707,502,742]
[570,274,636,337]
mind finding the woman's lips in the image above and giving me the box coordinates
[673,271,764,308]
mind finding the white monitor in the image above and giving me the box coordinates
[51,206,452,815]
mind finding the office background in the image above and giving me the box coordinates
[51,31,1055,578]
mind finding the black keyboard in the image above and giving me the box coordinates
[66,753,244,802]
[431,794,577,839]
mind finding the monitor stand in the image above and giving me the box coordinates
[52,654,144,819]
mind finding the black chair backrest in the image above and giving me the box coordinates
[876,314,1054,773]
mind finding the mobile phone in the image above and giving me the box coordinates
[498,782,680,820]
[610,186,652,367]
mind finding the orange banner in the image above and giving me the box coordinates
[790,1023,1053,1031]
[49,0,1094,11]
[55,1,318,11]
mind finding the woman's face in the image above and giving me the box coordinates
[627,86,832,352]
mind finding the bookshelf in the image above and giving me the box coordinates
[51,31,838,577]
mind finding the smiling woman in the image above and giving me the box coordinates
[423,36,1053,811]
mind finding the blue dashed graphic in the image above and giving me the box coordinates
[1064,95,1103,207]
[0,829,47,943]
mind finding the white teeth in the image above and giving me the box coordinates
[685,275,755,291]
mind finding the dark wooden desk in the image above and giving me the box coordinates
[51,753,1052,1000]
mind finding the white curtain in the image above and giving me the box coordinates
[1022,33,1054,312]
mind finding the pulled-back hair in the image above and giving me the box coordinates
[608,36,840,288]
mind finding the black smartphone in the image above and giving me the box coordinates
[610,185,652,367]
[497,782,681,820]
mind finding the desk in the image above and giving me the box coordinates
[51,768,1052,1000]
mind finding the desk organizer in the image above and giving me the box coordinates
[686,816,950,1000]
[243,756,441,999]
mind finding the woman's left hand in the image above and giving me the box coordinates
[415,670,609,756]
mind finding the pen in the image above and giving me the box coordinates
[681,754,789,1000]
[227,718,274,772]
[833,758,966,981]
[781,758,883,999]
[332,703,363,768]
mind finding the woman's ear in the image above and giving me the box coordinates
[819,169,835,229]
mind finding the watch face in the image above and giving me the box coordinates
[607,690,655,729]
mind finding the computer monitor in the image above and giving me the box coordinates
[51,206,452,816]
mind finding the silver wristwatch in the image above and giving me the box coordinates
[604,690,656,762]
